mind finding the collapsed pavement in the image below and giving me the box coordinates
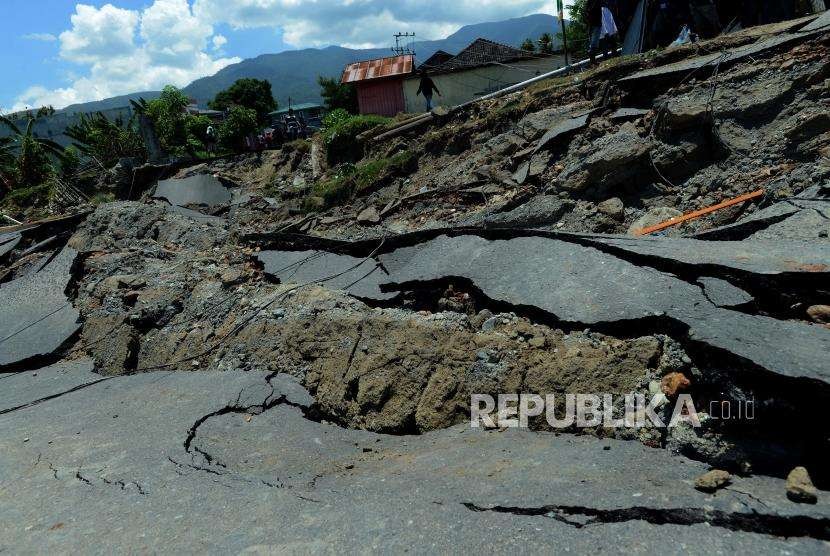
[2,363,830,552]
[1,13,829,552]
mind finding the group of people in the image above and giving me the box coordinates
[243,108,309,151]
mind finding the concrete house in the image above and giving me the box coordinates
[340,55,414,117]
[403,38,565,113]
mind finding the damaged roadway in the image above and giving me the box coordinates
[1,363,830,553]
[259,232,830,384]
[1,13,830,553]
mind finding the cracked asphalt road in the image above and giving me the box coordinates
[1,362,828,553]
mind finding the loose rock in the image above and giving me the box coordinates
[786,466,818,504]
[694,469,731,492]
[806,305,830,324]
[356,206,381,226]
[661,372,691,397]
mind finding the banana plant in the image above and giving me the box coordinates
[0,111,66,191]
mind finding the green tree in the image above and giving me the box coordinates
[318,76,358,113]
[219,105,258,152]
[208,78,277,124]
[520,38,537,52]
[557,0,589,58]
[0,109,63,193]
[538,32,555,54]
[64,111,146,168]
[145,85,191,155]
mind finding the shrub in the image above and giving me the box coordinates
[321,108,351,131]
[90,192,116,205]
[186,115,213,144]
[310,164,356,207]
[321,113,390,165]
[285,139,311,154]
[306,150,416,210]
[353,150,416,193]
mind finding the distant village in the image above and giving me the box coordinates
[5,0,827,151]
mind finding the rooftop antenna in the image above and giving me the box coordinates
[391,32,416,56]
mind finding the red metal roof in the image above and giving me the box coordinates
[341,55,414,84]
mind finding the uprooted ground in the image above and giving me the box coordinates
[1,16,829,552]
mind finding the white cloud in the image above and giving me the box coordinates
[59,3,140,63]
[12,0,565,110]
[22,33,58,42]
[212,34,227,51]
[12,1,239,111]
[192,0,554,48]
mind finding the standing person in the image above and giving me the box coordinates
[205,125,217,154]
[415,70,441,112]
[285,108,298,141]
[587,0,620,63]
[599,0,621,58]
[585,0,604,64]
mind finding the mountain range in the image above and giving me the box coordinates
[59,14,561,114]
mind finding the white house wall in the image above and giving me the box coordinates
[403,55,566,113]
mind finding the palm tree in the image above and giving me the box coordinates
[0,110,65,192]
[538,32,555,54]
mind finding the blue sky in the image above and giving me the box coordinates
[1,0,563,112]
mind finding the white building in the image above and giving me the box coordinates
[402,39,566,113]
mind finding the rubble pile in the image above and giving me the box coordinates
[1,15,829,552]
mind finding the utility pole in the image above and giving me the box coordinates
[391,32,416,56]
[558,0,570,66]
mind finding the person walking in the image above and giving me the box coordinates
[416,71,441,112]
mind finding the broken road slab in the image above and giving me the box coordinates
[1,368,827,553]
[610,107,651,120]
[697,276,754,307]
[267,234,830,383]
[580,235,830,275]
[0,246,81,369]
[257,249,394,300]
[514,112,592,184]
[620,28,824,84]
[152,174,233,208]
[0,231,21,259]
[693,197,830,241]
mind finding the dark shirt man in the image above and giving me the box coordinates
[416,73,441,111]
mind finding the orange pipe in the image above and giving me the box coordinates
[634,189,765,236]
